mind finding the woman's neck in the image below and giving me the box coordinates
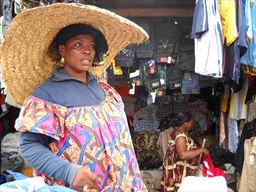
[63,68,88,84]
[176,125,187,133]
[74,73,87,84]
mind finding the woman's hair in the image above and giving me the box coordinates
[48,23,108,63]
[173,111,192,127]
[159,113,176,131]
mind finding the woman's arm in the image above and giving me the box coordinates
[19,132,81,186]
[176,136,209,161]
[20,132,101,190]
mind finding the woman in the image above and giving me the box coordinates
[160,111,209,192]
[0,3,148,192]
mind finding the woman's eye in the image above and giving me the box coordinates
[90,44,96,50]
[74,42,82,47]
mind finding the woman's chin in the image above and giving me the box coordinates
[80,65,91,71]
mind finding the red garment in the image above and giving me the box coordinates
[202,154,224,177]
[114,81,130,96]
[248,74,255,86]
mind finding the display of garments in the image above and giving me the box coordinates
[1,132,20,153]
[232,0,247,84]
[235,120,256,174]
[247,95,256,123]
[181,72,200,94]
[220,85,230,112]
[202,154,224,177]
[188,100,210,133]
[133,105,158,125]
[241,0,256,75]
[1,122,23,173]
[2,0,14,36]
[229,76,248,120]
[132,131,162,169]
[156,104,173,119]
[122,96,137,115]
[219,0,238,46]
[209,144,235,169]
[157,127,174,158]
[15,82,145,191]
[192,0,223,77]
[134,119,160,132]
[160,130,198,192]
[228,116,239,153]
[239,137,256,192]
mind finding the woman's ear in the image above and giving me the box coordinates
[58,45,65,57]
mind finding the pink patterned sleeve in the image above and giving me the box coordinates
[15,96,67,141]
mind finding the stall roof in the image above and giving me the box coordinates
[91,0,195,8]
[87,0,195,17]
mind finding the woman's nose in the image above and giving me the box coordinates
[83,46,94,55]
[83,47,91,54]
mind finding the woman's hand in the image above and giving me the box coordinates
[200,147,210,155]
[72,166,102,191]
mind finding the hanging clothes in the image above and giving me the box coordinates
[191,0,223,77]
[239,137,256,192]
[157,127,174,158]
[241,0,256,75]
[235,120,256,174]
[2,0,14,36]
[229,76,248,120]
[232,0,247,84]
[227,116,239,153]
[219,0,238,46]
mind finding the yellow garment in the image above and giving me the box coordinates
[219,0,238,46]
[220,85,230,112]
[22,166,34,178]
[242,65,256,76]
[112,60,123,75]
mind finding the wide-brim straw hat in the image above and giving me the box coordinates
[0,3,148,105]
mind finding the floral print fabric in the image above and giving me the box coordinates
[15,82,146,192]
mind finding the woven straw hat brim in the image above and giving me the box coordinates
[0,3,148,105]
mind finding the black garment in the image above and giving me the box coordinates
[235,120,256,174]
[224,43,243,93]
[245,76,256,104]
[209,144,235,170]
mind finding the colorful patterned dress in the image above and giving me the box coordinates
[160,130,198,192]
[15,82,147,192]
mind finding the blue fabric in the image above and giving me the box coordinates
[0,176,76,192]
[233,0,247,84]
[19,132,80,186]
[5,170,27,181]
[0,175,6,184]
[191,0,208,39]
[2,0,13,36]
[32,68,106,107]
[181,72,200,94]
[241,1,256,68]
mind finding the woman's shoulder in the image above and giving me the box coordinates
[32,77,55,102]
[171,129,187,139]
[98,81,123,104]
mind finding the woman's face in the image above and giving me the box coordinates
[58,34,96,74]
[185,120,193,131]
